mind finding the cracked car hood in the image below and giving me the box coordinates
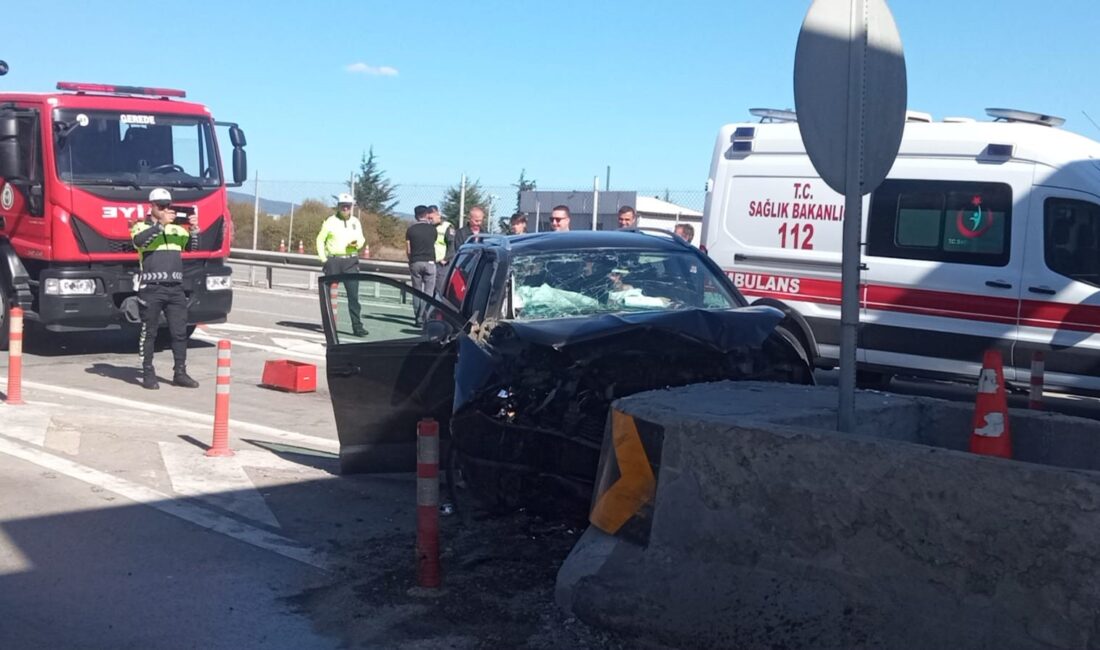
[454,305,785,413]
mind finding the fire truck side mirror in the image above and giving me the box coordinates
[229,126,246,148]
[0,113,26,181]
[232,148,247,185]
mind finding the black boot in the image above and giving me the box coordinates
[172,367,200,388]
[142,367,160,390]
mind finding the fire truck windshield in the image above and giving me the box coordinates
[53,109,222,189]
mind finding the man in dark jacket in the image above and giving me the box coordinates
[131,188,200,390]
[454,205,486,248]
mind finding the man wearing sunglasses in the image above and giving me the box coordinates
[550,205,571,232]
[130,187,200,390]
[316,193,368,337]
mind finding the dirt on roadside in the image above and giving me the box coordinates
[289,509,642,649]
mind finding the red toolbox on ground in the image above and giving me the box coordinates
[261,359,317,393]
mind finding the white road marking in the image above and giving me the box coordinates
[158,442,281,529]
[269,337,327,356]
[203,321,327,341]
[0,435,326,570]
[0,377,339,454]
[0,528,33,577]
[0,405,51,446]
[192,329,327,362]
[233,286,318,300]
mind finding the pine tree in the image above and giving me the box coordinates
[439,179,488,227]
[512,169,537,214]
[352,147,399,217]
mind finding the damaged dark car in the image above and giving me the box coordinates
[320,230,814,516]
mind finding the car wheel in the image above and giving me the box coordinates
[765,325,815,385]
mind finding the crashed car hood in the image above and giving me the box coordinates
[497,305,784,351]
[453,306,785,413]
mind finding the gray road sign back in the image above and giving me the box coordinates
[793,0,907,195]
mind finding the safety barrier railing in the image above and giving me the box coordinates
[227,248,409,290]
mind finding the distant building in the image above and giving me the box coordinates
[518,190,702,243]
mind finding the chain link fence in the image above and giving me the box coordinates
[229,176,707,258]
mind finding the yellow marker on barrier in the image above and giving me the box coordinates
[590,410,656,534]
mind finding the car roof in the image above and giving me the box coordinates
[461,230,694,255]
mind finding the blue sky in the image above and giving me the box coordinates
[5,0,1100,196]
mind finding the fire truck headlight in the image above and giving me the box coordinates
[206,275,232,291]
[44,278,97,296]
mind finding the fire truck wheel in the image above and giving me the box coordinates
[154,325,197,350]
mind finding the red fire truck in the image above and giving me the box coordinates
[0,81,247,349]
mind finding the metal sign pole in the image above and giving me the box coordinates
[793,0,906,432]
[837,0,868,432]
[592,176,600,231]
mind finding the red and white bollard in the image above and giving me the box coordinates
[1029,351,1045,411]
[206,339,234,457]
[5,307,25,405]
[416,417,441,588]
[297,240,305,255]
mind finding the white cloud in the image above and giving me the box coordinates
[344,62,399,77]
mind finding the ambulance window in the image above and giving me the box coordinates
[868,180,1012,266]
[896,192,943,248]
[1044,198,1100,287]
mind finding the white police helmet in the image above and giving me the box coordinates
[149,187,172,203]
[337,193,354,205]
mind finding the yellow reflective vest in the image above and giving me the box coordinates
[316,214,364,262]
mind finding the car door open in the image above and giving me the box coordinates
[319,272,464,473]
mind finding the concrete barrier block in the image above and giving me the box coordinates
[558,382,1100,649]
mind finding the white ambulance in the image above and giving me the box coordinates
[703,108,1100,391]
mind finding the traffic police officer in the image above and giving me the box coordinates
[316,193,367,336]
[131,188,200,390]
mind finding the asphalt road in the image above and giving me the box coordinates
[3,279,1100,648]
[0,284,423,649]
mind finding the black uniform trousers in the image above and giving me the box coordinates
[138,282,189,371]
[322,256,364,332]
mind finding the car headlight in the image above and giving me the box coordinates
[44,278,97,295]
[206,275,232,291]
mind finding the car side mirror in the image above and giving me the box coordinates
[424,319,453,343]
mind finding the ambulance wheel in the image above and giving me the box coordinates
[856,369,893,390]
[0,283,9,352]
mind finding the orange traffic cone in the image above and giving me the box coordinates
[278,238,286,252]
[970,349,1012,458]
[297,240,305,254]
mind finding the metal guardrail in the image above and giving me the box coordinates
[227,248,410,290]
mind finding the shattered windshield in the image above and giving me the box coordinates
[53,109,221,188]
[508,249,738,320]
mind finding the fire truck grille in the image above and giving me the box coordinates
[70,215,225,254]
